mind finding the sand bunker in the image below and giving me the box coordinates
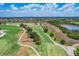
[0,30,6,38]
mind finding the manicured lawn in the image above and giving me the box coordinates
[71,22,79,25]
[6,23,21,26]
[0,25,22,55]
[26,23,68,56]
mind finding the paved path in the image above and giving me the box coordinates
[19,24,76,56]
[28,23,75,56]
[42,23,76,56]
[45,33,75,56]
[18,28,40,56]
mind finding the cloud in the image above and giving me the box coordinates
[58,3,75,12]
[10,4,18,10]
[75,6,79,10]
[0,3,5,5]
[0,10,4,12]
[44,3,58,11]
[20,4,41,11]
[20,3,58,12]
[0,3,79,17]
[6,9,10,12]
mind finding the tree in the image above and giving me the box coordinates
[20,23,24,27]
[75,48,79,56]
[29,32,36,38]
[60,40,65,45]
[50,32,54,37]
[35,40,41,45]
[54,38,56,41]
[43,26,48,33]
[27,27,32,33]
[44,28,48,33]
[29,32,41,45]
[0,22,2,25]
[0,28,1,30]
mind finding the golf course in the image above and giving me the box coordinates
[26,23,68,56]
[0,25,22,55]
[0,22,75,56]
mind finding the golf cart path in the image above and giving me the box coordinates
[30,23,74,56]
[45,33,75,56]
[41,23,75,56]
[18,28,40,56]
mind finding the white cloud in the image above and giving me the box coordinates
[20,5,29,9]
[0,3,79,17]
[6,9,10,12]
[58,3,75,12]
[20,4,41,11]
[0,3,5,5]
[0,10,4,12]
[75,7,79,10]
[10,4,18,10]
[20,3,58,12]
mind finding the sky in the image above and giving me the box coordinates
[0,3,79,17]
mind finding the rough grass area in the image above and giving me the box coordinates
[0,25,22,55]
[26,23,68,56]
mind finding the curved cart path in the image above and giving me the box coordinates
[18,28,40,56]
[41,22,76,56]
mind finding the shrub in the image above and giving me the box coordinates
[20,23,24,27]
[60,40,65,45]
[27,27,32,33]
[48,20,79,40]
[44,28,48,33]
[54,38,56,41]
[43,26,48,33]
[50,32,54,37]
[75,48,79,56]
[29,32,41,45]
[0,28,1,30]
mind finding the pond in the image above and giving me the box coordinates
[62,25,79,31]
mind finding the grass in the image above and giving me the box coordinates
[6,23,21,26]
[75,48,79,56]
[71,22,79,25]
[48,20,79,40]
[26,23,68,56]
[36,44,67,56]
[0,25,22,55]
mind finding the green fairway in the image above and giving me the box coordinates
[26,23,68,56]
[71,22,79,25]
[0,25,22,55]
[6,23,21,26]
